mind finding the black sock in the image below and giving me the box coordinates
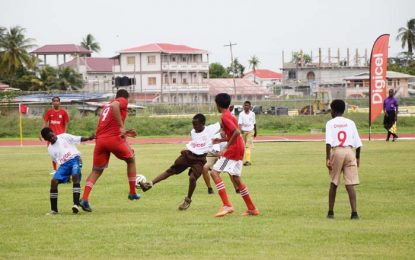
[50,188,58,212]
[351,211,358,217]
[328,210,334,215]
[73,183,81,205]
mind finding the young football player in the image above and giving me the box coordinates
[325,99,362,220]
[41,127,95,215]
[238,100,257,166]
[139,114,220,210]
[210,93,259,217]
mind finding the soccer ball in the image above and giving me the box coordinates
[135,174,147,189]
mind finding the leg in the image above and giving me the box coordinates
[345,185,357,213]
[210,169,231,208]
[72,174,81,213]
[202,164,212,190]
[178,171,198,211]
[82,169,103,201]
[230,175,240,193]
[232,176,258,214]
[124,157,138,198]
[328,182,337,218]
[50,179,59,213]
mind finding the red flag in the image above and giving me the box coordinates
[19,103,28,114]
[369,34,390,125]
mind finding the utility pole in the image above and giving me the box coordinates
[224,41,237,98]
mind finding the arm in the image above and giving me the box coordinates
[64,111,69,133]
[111,101,126,136]
[80,134,96,142]
[326,144,332,171]
[219,128,241,156]
[254,123,257,138]
[355,147,361,167]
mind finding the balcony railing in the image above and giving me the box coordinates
[161,62,209,71]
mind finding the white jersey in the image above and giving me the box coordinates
[325,117,362,148]
[48,133,82,165]
[209,132,227,153]
[238,111,256,131]
[186,122,220,155]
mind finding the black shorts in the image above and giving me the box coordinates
[166,150,207,178]
[383,111,396,129]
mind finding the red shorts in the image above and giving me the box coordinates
[93,136,134,170]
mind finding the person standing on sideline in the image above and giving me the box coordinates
[325,99,362,220]
[80,89,140,212]
[41,127,95,215]
[383,89,399,141]
[41,96,70,174]
[210,93,259,217]
[238,100,257,166]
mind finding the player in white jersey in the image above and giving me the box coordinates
[325,100,362,220]
[202,131,227,194]
[138,114,220,210]
[41,127,95,215]
[238,100,257,166]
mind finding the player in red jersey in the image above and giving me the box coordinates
[41,96,70,174]
[80,89,139,212]
[210,93,259,217]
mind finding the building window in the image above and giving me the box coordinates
[147,55,156,64]
[183,78,187,84]
[388,79,392,86]
[148,77,156,85]
[288,70,296,79]
[172,78,177,84]
[306,71,315,81]
[127,56,135,65]
[171,56,176,62]
[397,79,400,86]
[182,56,187,62]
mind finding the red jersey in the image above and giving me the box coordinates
[221,109,244,160]
[44,108,69,135]
[95,97,128,138]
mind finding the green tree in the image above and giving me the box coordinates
[396,18,415,55]
[227,58,245,78]
[57,66,84,90]
[0,26,37,85]
[209,62,229,78]
[81,33,101,54]
[291,51,312,66]
[248,55,260,82]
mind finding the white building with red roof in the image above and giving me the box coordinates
[243,69,283,87]
[61,57,117,92]
[113,43,209,103]
[31,44,92,66]
[205,78,272,101]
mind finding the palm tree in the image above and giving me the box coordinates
[0,26,36,83]
[81,33,101,54]
[396,18,415,56]
[248,55,260,83]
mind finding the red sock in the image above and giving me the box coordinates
[239,184,256,210]
[128,172,137,194]
[52,161,57,171]
[82,178,96,201]
[214,178,231,207]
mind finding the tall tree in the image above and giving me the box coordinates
[0,26,36,84]
[209,62,229,78]
[396,18,415,62]
[81,33,101,54]
[227,58,245,78]
[248,55,260,82]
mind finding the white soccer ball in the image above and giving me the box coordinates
[135,174,147,189]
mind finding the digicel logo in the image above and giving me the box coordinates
[371,53,385,105]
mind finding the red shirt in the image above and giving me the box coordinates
[221,109,244,160]
[44,108,69,135]
[95,97,128,138]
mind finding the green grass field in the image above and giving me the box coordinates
[1,141,414,259]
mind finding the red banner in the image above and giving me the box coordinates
[369,34,390,125]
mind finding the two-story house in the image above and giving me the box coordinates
[113,43,209,103]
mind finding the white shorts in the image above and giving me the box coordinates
[212,157,243,176]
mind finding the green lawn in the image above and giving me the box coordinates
[0,141,414,259]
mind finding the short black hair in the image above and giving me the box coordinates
[330,99,346,114]
[193,113,206,124]
[244,100,251,105]
[52,96,60,102]
[41,127,53,140]
[116,89,129,99]
[215,93,231,109]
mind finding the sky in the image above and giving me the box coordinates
[1,0,414,72]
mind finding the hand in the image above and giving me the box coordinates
[120,127,126,137]
[89,134,96,141]
[254,132,257,138]
[212,138,221,144]
[356,158,360,168]
[125,129,137,137]
[326,159,332,171]
[218,148,227,156]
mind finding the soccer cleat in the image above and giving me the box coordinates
[139,181,153,192]
[351,212,359,220]
[128,193,141,200]
[215,206,234,217]
[72,204,80,214]
[178,197,192,210]
[243,161,252,166]
[327,211,334,219]
[79,199,92,212]
[46,210,58,216]
[208,187,214,194]
[392,136,398,142]
[241,208,260,216]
